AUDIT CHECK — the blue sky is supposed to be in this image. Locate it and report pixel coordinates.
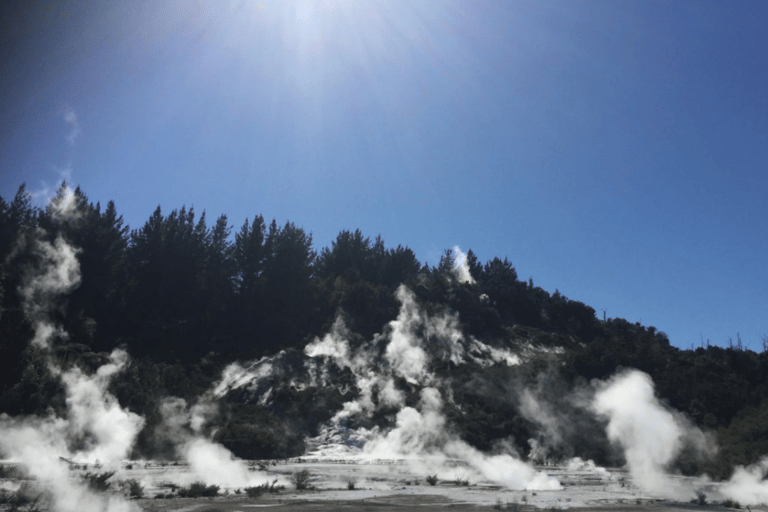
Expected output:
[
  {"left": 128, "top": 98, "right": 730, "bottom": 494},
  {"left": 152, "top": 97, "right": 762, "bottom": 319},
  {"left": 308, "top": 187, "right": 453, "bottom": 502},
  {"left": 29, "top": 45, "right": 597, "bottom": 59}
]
[{"left": 2, "top": 1, "right": 767, "bottom": 350}]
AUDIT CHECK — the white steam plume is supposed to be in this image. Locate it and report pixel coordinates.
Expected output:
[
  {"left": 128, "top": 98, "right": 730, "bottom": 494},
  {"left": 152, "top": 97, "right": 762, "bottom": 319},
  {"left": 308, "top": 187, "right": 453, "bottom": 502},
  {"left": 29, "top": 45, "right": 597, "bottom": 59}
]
[
  {"left": 593, "top": 369, "right": 712, "bottom": 498},
  {"left": 385, "top": 286, "right": 430, "bottom": 384},
  {"left": 19, "top": 234, "right": 81, "bottom": 348},
  {"left": 520, "top": 389, "right": 563, "bottom": 450},
  {"left": 64, "top": 105, "right": 80, "bottom": 145},
  {"left": 47, "top": 182, "right": 78, "bottom": 223},
  {"left": 305, "top": 314, "right": 353, "bottom": 363},
  {"left": 1, "top": 205, "right": 143, "bottom": 511},
  {"left": 721, "top": 457, "right": 768, "bottom": 505},
  {"left": 158, "top": 396, "right": 274, "bottom": 488},
  {"left": 364, "top": 387, "right": 561, "bottom": 490},
  {"left": 0, "top": 350, "right": 143, "bottom": 512},
  {"left": 452, "top": 246, "right": 475, "bottom": 284},
  {"left": 211, "top": 359, "right": 275, "bottom": 399},
  {"left": 183, "top": 438, "right": 268, "bottom": 488},
  {"left": 304, "top": 286, "right": 522, "bottom": 426},
  {"left": 301, "top": 285, "right": 559, "bottom": 489},
  {"left": 0, "top": 422, "right": 137, "bottom": 512},
  {"left": 61, "top": 349, "right": 144, "bottom": 463}
]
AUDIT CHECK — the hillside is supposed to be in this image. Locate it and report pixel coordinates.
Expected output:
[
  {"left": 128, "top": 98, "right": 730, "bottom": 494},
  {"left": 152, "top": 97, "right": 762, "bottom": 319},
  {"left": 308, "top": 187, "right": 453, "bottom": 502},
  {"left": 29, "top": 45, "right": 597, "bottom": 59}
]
[{"left": 1, "top": 183, "right": 768, "bottom": 483}]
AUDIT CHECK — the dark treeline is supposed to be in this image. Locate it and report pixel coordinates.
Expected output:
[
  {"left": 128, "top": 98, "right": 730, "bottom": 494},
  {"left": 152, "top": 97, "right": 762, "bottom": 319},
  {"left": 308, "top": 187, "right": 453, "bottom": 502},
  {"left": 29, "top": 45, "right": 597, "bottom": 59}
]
[{"left": 1, "top": 183, "right": 767, "bottom": 477}]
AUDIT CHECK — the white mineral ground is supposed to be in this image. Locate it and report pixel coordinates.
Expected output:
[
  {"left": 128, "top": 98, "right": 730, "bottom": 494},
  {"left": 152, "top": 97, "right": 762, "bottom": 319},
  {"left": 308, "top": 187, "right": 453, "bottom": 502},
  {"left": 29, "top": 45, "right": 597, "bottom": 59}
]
[{"left": 0, "top": 457, "right": 753, "bottom": 512}]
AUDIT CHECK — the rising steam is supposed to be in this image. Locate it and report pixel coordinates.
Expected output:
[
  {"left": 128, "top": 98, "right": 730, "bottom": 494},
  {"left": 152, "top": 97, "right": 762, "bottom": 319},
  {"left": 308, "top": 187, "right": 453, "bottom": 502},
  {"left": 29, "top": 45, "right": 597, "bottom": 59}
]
[
  {"left": 301, "top": 284, "right": 560, "bottom": 489},
  {"left": 0, "top": 194, "right": 142, "bottom": 511},
  {"left": 2, "top": 190, "right": 265, "bottom": 501},
  {"left": 452, "top": 246, "right": 475, "bottom": 285},
  {"left": 363, "top": 387, "right": 562, "bottom": 490},
  {"left": 592, "top": 369, "right": 713, "bottom": 498},
  {"left": 157, "top": 395, "right": 275, "bottom": 488},
  {"left": 18, "top": 234, "right": 81, "bottom": 348},
  {"left": 0, "top": 349, "right": 143, "bottom": 512},
  {"left": 721, "top": 457, "right": 768, "bottom": 505}
]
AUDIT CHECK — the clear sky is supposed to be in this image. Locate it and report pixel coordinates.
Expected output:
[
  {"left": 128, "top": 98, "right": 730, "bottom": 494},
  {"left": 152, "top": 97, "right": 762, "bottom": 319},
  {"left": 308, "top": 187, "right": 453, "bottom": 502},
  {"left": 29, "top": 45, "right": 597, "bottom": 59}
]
[{"left": 2, "top": 1, "right": 767, "bottom": 350}]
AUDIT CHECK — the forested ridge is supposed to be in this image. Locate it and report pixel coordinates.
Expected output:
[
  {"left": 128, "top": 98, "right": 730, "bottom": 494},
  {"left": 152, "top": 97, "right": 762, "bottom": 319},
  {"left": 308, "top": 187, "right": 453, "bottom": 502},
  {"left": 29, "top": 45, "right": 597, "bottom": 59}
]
[{"left": 1, "top": 182, "right": 767, "bottom": 479}]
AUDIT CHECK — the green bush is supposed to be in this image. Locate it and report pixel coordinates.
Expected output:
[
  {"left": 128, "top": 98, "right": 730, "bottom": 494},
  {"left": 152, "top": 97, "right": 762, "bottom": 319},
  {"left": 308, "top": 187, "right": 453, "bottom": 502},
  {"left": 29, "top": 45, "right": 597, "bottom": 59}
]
[{"left": 425, "top": 475, "right": 438, "bottom": 486}]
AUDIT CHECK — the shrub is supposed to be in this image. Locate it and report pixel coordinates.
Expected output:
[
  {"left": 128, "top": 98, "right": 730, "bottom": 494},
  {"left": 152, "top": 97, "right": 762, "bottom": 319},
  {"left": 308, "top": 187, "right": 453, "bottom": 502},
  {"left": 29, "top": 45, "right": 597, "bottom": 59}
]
[
  {"left": 453, "top": 478, "right": 469, "bottom": 486},
  {"left": 347, "top": 480, "right": 356, "bottom": 490},
  {"left": 245, "top": 479, "right": 283, "bottom": 497},
  {"left": 83, "top": 471, "right": 115, "bottom": 492},
  {"left": 291, "top": 469, "right": 311, "bottom": 490},
  {"left": 244, "top": 486, "right": 264, "bottom": 498},
  {"left": 0, "top": 483, "right": 41, "bottom": 509},
  {"left": 0, "top": 466, "right": 28, "bottom": 480},
  {"left": 694, "top": 491, "right": 707, "bottom": 506},
  {"left": 124, "top": 479, "right": 144, "bottom": 499},
  {"left": 177, "top": 481, "right": 220, "bottom": 498},
  {"left": 722, "top": 499, "right": 741, "bottom": 509},
  {"left": 425, "top": 475, "right": 438, "bottom": 486}
]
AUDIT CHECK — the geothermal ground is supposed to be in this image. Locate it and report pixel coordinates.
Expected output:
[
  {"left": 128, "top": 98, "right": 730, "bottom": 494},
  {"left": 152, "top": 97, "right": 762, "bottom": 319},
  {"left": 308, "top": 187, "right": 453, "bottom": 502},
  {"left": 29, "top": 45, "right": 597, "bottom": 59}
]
[{"left": 0, "top": 458, "right": 750, "bottom": 512}]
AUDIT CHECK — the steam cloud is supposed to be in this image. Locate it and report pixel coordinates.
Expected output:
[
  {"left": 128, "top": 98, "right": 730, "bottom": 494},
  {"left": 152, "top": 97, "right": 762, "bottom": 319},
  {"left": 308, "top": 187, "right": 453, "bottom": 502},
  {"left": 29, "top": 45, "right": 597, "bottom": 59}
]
[
  {"left": 302, "top": 284, "right": 560, "bottom": 489},
  {"left": 0, "top": 349, "right": 142, "bottom": 512},
  {"left": 452, "top": 246, "right": 475, "bottom": 285},
  {"left": 592, "top": 369, "right": 713, "bottom": 498},
  {"left": 158, "top": 396, "right": 275, "bottom": 488},
  {"left": 721, "top": 457, "right": 768, "bottom": 505},
  {"left": 64, "top": 106, "right": 80, "bottom": 145},
  {"left": 363, "top": 387, "right": 561, "bottom": 490},
  {"left": 0, "top": 197, "right": 142, "bottom": 510},
  {"left": 19, "top": 234, "right": 81, "bottom": 348}
]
